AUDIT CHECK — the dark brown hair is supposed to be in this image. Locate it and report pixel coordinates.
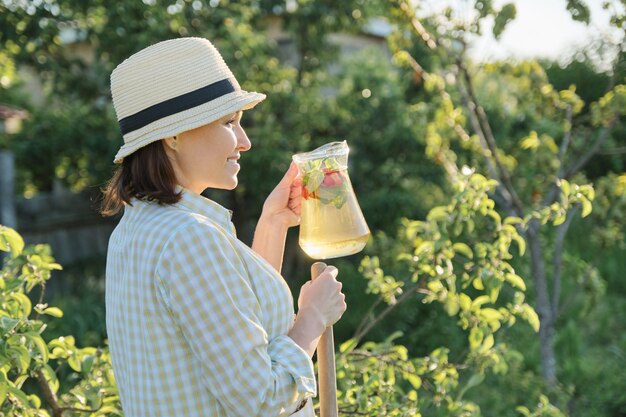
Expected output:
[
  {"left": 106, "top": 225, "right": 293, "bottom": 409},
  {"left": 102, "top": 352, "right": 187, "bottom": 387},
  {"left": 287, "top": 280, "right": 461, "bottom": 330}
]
[{"left": 101, "top": 140, "right": 182, "bottom": 217}]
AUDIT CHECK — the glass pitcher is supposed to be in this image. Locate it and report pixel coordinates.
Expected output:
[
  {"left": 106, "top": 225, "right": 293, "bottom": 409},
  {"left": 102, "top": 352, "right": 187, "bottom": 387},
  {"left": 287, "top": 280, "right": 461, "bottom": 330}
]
[{"left": 293, "top": 141, "right": 370, "bottom": 259}]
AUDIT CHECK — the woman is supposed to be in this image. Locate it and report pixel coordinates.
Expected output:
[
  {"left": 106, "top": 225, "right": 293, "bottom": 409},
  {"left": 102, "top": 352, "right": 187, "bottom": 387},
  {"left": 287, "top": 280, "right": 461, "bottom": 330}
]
[{"left": 101, "top": 37, "right": 346, "bottom": 417}]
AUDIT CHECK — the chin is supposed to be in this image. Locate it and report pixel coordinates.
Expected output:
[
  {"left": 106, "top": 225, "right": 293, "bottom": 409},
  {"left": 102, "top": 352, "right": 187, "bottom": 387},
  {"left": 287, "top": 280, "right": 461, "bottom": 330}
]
[
  {"left": 224, "top": 178, "right": 238, "bottom": 190},
  {"left": 210, "top": 175, "right": 238, "bottom": 190}
]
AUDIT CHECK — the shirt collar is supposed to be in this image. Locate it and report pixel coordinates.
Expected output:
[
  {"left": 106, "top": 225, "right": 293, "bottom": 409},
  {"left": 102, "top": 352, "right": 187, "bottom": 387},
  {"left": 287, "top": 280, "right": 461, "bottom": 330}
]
[{"left": 175, "top": 187, "right": 235, "bottom": 234}]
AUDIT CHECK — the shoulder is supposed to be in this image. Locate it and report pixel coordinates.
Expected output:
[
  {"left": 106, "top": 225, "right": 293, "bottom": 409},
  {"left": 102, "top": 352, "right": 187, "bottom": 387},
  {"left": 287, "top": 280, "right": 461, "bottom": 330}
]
[
  {"left": 154, "top": 205, "right": 241, "bottom": 263},
  {"left": 131, "top": 199, "right": 224, "bottom": 236}
]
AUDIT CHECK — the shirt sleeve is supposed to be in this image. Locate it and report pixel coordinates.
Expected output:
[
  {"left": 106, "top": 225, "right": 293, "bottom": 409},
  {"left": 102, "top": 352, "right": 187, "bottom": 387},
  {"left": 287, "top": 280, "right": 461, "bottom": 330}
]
[{"left": 156, "top": 221, "right": 316, "bottom": 417}]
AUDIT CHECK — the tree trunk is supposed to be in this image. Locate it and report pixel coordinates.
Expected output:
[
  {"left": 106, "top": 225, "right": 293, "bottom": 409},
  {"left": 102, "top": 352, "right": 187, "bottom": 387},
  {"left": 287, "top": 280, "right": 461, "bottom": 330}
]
[
  {"left": 0, "top": 150, "right": 17, "bottom": 228},
  {"left": 526, "top": 220, "right": 558, "bottom": 388}
]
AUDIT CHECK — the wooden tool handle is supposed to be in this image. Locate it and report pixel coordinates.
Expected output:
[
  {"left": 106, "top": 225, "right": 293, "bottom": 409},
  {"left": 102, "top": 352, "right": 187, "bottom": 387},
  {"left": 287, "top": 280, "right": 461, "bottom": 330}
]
[{"left": 311, "top": 262, "right": 338, "bottom": 417}]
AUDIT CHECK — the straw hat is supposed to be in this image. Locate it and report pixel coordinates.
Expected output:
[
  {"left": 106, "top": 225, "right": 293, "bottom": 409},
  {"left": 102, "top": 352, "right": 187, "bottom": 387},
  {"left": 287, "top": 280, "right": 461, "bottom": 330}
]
[{"left": 110, "top": 37, "right": 266, "bottom": 164}]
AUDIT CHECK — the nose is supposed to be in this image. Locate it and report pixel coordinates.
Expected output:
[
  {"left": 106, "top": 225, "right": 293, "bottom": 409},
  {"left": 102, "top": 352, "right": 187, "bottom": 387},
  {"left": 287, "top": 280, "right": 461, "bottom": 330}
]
[{"left": 235, "top": 125, "right": 251, "bottom": 152}]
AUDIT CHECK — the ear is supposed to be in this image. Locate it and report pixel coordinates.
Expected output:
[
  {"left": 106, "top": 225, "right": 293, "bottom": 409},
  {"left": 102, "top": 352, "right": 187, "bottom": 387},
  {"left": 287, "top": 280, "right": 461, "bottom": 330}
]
[{"left": 164, "top": 135, "right": 178, "bottom": 151}]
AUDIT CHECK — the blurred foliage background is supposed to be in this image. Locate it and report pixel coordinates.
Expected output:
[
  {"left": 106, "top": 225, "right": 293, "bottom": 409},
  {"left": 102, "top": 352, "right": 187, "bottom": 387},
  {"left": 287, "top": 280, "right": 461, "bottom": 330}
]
[{"left": 1, "top": 0, "right": 625, "bottom": 416}]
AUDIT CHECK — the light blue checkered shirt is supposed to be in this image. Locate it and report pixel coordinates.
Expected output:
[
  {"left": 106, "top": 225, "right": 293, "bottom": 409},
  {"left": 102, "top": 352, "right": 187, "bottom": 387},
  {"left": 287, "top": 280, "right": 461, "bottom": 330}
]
[{"left": 106, "top": 190, "right": 316, "bottom": 416}]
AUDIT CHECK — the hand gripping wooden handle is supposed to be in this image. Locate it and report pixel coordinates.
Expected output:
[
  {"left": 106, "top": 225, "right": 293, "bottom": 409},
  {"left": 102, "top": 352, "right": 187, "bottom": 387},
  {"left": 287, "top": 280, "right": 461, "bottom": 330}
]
[{"left": 311, "top": 262, "right": 338, "bottom": 417}]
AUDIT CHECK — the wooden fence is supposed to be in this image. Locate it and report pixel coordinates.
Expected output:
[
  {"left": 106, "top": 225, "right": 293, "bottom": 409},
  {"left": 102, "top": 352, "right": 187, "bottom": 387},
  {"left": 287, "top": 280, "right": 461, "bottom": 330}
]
[{"left": 1, "top": 150, "right": 116, "bottom": 265}]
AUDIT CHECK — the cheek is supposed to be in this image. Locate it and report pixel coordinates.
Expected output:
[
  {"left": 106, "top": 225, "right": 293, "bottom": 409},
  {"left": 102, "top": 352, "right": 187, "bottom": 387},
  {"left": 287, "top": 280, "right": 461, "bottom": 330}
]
[{"left": 179, "top": 146, "right": 213, "bottom": 176}]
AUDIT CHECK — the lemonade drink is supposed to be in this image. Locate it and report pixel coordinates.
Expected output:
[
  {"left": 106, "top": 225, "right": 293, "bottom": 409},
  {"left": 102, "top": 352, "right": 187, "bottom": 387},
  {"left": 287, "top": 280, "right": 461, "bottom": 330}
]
[{"left": 294, "top": 142, "right": 370, "bottom": 259}]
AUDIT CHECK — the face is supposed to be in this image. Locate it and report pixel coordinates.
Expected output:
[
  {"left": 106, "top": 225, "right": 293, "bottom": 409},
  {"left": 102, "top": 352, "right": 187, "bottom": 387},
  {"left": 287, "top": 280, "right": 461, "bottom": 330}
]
[{"left": 165, "top": 111, "right": 251, "bottom": 193}]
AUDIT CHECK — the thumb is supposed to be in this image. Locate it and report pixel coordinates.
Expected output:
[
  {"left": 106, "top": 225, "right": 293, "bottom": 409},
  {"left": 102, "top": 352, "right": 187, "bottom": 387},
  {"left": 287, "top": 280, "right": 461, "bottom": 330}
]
[{"left": 278, "top": 162, "right": 299, "bottom": 187}]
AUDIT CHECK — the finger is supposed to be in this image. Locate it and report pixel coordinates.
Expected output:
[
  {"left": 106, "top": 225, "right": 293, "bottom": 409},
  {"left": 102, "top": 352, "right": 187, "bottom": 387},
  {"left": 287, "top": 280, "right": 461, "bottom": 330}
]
[
  {"left": 324, "top": 265, "right": 339, "bottom": 279},
  {"left": 291, "top": 177, "right": 303, "bottom": 190},
  {"left": 289, "top": 204, "right": 301, "bottom": 216},
  {"left": 290, "top": 183, "right": 302, "bottom": 198},
  {"left": 288, "top": 200, "right": 300, "bottom": 210},
  {"left": 278, "top": 162, "right": 299, "bottom": 187}
]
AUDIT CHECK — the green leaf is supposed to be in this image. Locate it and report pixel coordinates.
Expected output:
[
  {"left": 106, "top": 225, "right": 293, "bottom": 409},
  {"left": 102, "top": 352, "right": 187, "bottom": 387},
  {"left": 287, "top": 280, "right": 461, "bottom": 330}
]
[
  {"left": 504, "top": 216, "right": 523, "bottom": 225},
  {"left": 459, "top": 293, "right": 472, "bottom": 312},
  {"left": 452, "top": 242, "right": 473, "bottom": 259},
  {"left": 456, "top": 372, "right": 485, "bottom": 400},
  {"left": 427, "top": 206, "right": 449, "bottom": 222},
  {"left": 406, "top": 374, "right": 422, "bottom": 389},
  {"left": 68, "top": 353, "right": 82, "bottom": 372},
  {"left": 581, "top": 198, "right": 592, "bottom": 218},
  {"left": 469, "top": 327, "right": 484, "bottom": 349},
  {"left": 323, "top": 157, "right": 342, "bottom": 170},
  {"left": 513, "top": 235, "right": 526, "bottom": 256},
  {"left": 42, "top": 307, "right": 64, "bottom": 318},
  {"left": 519, "top": 131, "right": 539, "bottom": 150},
  {"left": 384, "top": 331, "right": 404, "bottom": 344},
  {"left": 493, "top": 3, "right": 516, "bottom": 39},
  {"left": 24, "top": 332, "right": 49, "bottom": 364},
  {"left": 566, "top": 0, "right": 590, "bottom": 23},
  {"left": 0, "top": 226, "right": 25, "bottom": 257},
  {"left": 445, "top": 295, "right": 460, "bottom": 316},
  {"left": 553, "top": 213, "right": 566, "bottom": 226},
  {"left": 28, "top": 393, "right": 41, "bottom": 408},
  {"left": 0, "top": 316, "right": 20, "bottom": 337},
  {"left": 481, "top": 308, "right": 503, "bottom": 322},
  {"left": 522, "top": 304, "right": 540, "bottom": 332},
  {"left": 0, "top": 372, "right": 7, "bottom": 406},
  {"left": 472, "top": 295, "right": 490, "bottom": 309},
  {"left": 41, "top": 364, "right": 59, "bottom": 394},
  {"left": 466, "top": 218, "right": 475, "bottom": 233},
  {"left": 505, "top": 273, "right": 526, "bottom": 291},
  {"left": 82, "top": 354, "right": 96, "bottom": 375},
  {"left": 13, "top": 374, "right": 28, "bottom": 389},
  {"left": 8, "top": 345, "right": 31, "bottom": 373},
  {"left": 490, "top": 285, "right": 501, "bottom": 303},
  {"left": 339, "top": 338, "right": 358, "bottom": 353},
  {"left": 559, "top": 178, "right": 571, "bottom": 196},
  {"left": 7, "top": 386, "right": 30, "bottom": 406},
  {"left": 304, "top": 170, "right": 324, "bottom": 193},
  {"left": 10, "top": 293, "right": 32, "bottom": 317},
  {"left": 480, "top": 333, "right": 495, "bottom": 352},
  {"left": 487, "top": 210, "right": 501, "bottom": 225},
  {"left": 95, "top": 405, "right": 121, "bottom": 416}
]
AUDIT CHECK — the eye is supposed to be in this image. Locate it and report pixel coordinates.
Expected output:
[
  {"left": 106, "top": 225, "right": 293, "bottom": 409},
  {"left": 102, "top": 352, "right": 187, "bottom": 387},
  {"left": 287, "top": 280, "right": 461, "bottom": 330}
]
[{"left": 225, "top": 118, "right": 236, "bottom": 127}]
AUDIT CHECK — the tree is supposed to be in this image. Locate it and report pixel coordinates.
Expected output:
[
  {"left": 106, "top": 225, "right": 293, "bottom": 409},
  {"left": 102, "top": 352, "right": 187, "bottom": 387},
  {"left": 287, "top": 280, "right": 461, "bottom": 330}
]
[
  {"left": 377, "top": 0, "right": 626, "bottom": 390},
  {"left": 0, "top": 225, "right": 121, "bottom": 417}
]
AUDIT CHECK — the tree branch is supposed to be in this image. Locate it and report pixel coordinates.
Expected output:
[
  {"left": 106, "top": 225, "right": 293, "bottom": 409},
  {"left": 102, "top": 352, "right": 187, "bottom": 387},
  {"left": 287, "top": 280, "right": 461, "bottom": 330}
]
[
  {"left": 559, "top": 33, "right": 623, "bottom": 182},
  {"left": 399, "top": 0, "right": 439, "bottom": 50},
  {"left": 352, "top": 285, "right": 422, "bottom": 344},
  {"left": 33, "top": 283, "right": 46, "bottom": 321},
  {"left": 456, "top": 60, "right": 525, "bottom": 217},
  {"left": 455, "top": 72, "right": 522, "bottom": 215},
  {"left": 557, "top": 106, "right": 574, "bottom": 178},
  {"left": 564, "top": 118, "right": 618, "bottom": 178},
  {"left": 400, "top": 45, "right": 519, "bottom": 215},
  {"left": 551, "top": 204, "right": 579, "bottom": 318},
  {"left": 558, "top": 265, "right": 593, "bottom": 317},
  {"left": 338, "top": 407, "right": 370, "bottom": 416},
  {"left": 353, "top": 296, "right": 384, "bottom": 341},
  {"left": 398, "top": 0, "right": 525, "bottom": 217},
  {"left": 36, "top": 369, "right": 101, "bottom": 417},
  {"left": 36, "top": 369, "right": 63, "bottom": 417}
]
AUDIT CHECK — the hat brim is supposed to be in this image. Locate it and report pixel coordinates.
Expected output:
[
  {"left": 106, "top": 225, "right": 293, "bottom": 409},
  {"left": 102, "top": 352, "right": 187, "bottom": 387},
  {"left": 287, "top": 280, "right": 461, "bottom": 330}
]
[{"left": 113, "top": 90, "right": 266, "bottom": 164}]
